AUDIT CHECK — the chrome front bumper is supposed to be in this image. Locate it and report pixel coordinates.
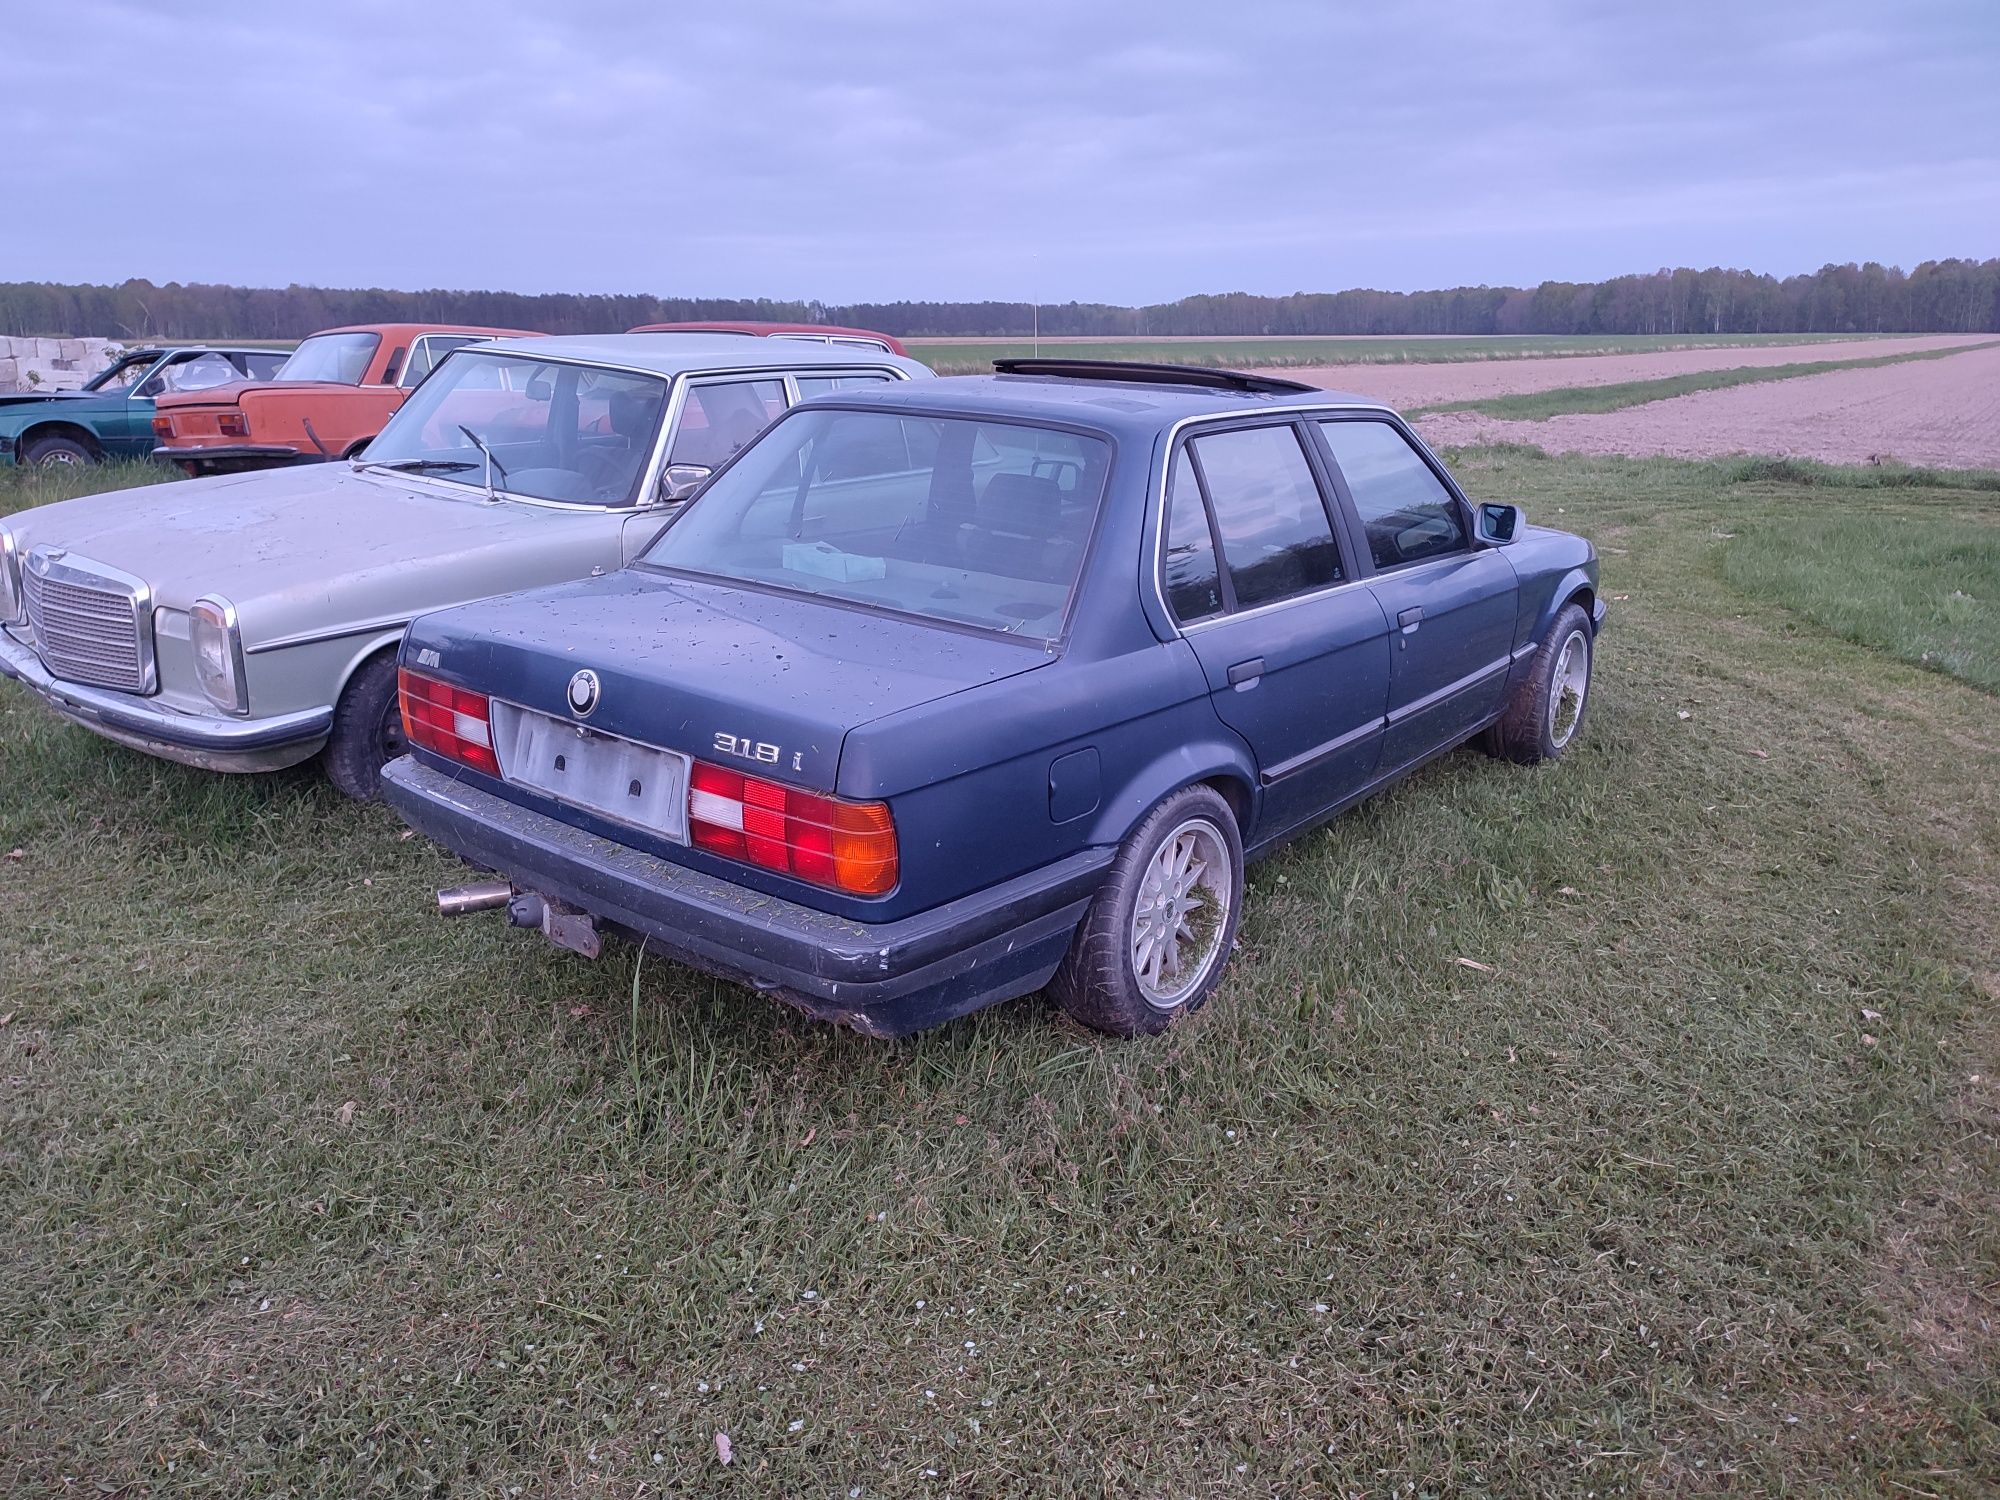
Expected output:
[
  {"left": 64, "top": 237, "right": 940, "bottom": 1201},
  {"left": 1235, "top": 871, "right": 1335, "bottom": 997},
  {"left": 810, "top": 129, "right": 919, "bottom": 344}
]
[{"left": 0, "top": 626, "right": 332, "bottom": 772}]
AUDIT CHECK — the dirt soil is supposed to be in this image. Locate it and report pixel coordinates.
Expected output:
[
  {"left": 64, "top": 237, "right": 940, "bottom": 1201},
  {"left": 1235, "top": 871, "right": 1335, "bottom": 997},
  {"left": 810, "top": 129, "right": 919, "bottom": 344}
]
[
  {"left": 1410, "top": 342, "right": 2000, "bottom": 469},
  {"left": 1283, "top": 334, "right": 1985, "bottom": 411}
]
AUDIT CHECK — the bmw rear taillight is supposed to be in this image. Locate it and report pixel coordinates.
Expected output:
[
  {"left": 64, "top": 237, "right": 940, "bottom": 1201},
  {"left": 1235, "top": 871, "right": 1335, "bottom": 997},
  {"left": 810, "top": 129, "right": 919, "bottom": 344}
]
[
  {"left": 399, "top": 667, "right": 497, "bottom": 776},
  {"left": 688, "top": 761, "right": 897, "bottom": 897},
  {"left": 218, "top": 411, "right": 250, "bottom": 438}
]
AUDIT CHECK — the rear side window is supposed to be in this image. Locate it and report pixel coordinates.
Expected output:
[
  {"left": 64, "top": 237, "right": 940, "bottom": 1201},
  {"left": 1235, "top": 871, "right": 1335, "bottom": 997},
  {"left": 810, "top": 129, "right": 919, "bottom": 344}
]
[
  {"left": 796, "top": 373, "right": 892, "bottom": 400},
  {"left": 669, "top": 379, "right": 788, "bottom": 469},
  {"left": 403, "top": 336, "right": 480, "bottom": 387},
  {"left": 1317, "top": 419, "right": 1467, "bottom": 568},
  {"left": 1162, "top": 448, "right": 1222, "bottom": 622},
  {"left": 1186, "top": 425, "right": 1342, "bottom": 609},
  {"left": 275, "top": 331, "right": 380, "bottom": 385}
]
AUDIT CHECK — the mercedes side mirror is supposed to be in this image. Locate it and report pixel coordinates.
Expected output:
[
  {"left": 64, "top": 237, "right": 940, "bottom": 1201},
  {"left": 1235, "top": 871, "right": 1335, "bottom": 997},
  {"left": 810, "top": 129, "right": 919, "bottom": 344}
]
[
  {"left": 657, "top": 464, "right": 712, "bottom": 503},
  {"left": 1476, "top": 502, "right": 1523, "bottom": 545}
]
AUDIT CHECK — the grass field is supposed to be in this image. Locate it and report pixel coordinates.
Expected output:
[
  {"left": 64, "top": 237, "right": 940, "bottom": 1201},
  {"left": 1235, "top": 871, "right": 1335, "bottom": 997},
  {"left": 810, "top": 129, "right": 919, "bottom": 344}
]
[
  {"left": 2, "top": 452, "right": 1997, "bottom": 1495},
  {"left": 1412, "top": 339, "right": 2000, "bottom": 420},
  {"left": 905, "top": 332, "right": 1886, "bottom": 376},
  {"left": 1722, "top": 502, "right": 1999, "bottom": 691}
]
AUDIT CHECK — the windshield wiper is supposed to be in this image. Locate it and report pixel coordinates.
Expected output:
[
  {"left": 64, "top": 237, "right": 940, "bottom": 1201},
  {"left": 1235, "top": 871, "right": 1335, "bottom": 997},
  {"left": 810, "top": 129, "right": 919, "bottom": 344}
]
[
  {"left": 357, "top": 457, "right": 480, "bottom": 474},
  {"left": 456, "top": 424, "right": 508, "bottom": 501}
]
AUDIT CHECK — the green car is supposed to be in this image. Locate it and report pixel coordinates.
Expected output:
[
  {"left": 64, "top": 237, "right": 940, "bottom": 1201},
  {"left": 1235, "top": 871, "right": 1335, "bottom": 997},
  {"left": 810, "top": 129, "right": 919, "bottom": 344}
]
[{"left": 0, "top": 345, "right": 289, "bottom": 468}]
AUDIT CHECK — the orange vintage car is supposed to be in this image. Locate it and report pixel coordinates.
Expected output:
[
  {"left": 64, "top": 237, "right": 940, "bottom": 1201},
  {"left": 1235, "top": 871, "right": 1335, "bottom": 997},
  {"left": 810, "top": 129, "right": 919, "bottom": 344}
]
[{"left": 151, "top": 323, "right": 540, "bottom": 474}]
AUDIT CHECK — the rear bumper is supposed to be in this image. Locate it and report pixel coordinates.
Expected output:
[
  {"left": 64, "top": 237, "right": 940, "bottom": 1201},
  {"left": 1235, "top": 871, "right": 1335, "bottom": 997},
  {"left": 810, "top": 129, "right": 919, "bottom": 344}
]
[
  {"left": 151, "top": 442, "right": 314, "bottom": 469},
  {"left": 382, "top": 756, "right": 1115, "bottom": 1037},
  {"left": 0, "top": 627, "right": 331, "bottom": 771}
]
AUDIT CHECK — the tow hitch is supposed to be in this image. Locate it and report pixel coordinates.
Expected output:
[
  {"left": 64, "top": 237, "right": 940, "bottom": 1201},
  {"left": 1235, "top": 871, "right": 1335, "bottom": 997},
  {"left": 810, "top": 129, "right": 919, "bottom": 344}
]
[{"left": 435, "top": 881, "right": 601, "bottom": 958}]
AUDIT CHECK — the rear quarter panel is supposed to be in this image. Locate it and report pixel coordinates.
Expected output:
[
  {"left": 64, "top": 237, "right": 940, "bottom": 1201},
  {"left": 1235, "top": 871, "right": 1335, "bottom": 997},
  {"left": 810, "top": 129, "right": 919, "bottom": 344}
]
[{"left": 840, "top": 640, "right": 1258, "bottom": 916}]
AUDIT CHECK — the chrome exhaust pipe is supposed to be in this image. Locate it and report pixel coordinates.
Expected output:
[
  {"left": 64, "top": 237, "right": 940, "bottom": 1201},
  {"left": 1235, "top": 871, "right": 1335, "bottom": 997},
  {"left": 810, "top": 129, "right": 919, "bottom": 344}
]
[{"left": 436, "top": 880, "right": 513, "bottom": 916}]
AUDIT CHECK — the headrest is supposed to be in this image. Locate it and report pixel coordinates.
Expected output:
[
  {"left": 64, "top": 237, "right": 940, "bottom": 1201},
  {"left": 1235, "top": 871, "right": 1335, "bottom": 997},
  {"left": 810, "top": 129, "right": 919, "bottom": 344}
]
[{"left": 979, "top": 472, "right": 1065, "bottom": 536}]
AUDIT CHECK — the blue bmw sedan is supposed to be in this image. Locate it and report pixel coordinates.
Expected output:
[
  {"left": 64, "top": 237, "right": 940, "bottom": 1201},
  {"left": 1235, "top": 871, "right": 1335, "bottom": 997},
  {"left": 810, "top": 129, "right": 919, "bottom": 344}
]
[{"left": 383, "top": 361, "right": 1604, "bottom": 1037}]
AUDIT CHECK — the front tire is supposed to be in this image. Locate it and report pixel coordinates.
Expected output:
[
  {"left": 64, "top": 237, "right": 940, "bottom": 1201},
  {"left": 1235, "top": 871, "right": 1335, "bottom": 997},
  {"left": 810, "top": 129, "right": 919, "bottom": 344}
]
[
  {"left": 22, "top": 433, "right": 94, "bottom": 468},
  {"left": 322, "top": 654, "right": 407, "bottom": 801},
  {"left": 1488, "top": 602, "right": 1594, "bottom": 764},
  {"left": 1048, "top": 784, "right": 1244, "bottom": 1037}
]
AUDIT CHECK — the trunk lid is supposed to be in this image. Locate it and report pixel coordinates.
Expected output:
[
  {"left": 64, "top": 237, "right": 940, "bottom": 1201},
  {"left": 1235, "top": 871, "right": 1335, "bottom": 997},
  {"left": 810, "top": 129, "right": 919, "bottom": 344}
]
[{"left": 408, "top": 570, "right": 1055, "bottom": 791}]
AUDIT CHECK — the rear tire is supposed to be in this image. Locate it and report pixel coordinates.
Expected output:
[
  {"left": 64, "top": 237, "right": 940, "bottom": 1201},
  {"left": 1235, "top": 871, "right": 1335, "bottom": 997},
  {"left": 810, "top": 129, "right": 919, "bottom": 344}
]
[
  {"left": 22, "top": 433, "right": 94, "bottom": 468},
  {"left": 322, "top": 653, "right": 407, "bottom": 801},
  {"left": 1488, "top": 602, "right": 1594, "bottom": 764},
  {"left": 1048, "top": 784, "right": 1244, "bottom": 1037}
]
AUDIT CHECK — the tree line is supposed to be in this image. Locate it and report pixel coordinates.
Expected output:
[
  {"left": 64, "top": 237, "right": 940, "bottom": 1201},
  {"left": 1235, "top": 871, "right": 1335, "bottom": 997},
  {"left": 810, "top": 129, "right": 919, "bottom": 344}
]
[{"left": 1, "top": 259, "right": 1994, "bottom": 341}]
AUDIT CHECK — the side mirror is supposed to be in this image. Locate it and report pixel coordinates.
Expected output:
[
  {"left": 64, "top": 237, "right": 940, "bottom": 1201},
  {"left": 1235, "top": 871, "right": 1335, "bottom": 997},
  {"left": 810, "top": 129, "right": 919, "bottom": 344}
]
[
  {"left": 525, "top": 376, "right": 553, "bottom": 402},
  {"left": 1476, "top": 502, "right": 1523, "bottom": 545},
  {"left": 657, "top": 464, "right": 712, "bottom": 503}
]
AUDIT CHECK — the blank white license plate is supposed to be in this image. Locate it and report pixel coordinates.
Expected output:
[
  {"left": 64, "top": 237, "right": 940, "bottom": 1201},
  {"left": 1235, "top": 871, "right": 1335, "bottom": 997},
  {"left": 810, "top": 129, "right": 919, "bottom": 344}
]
[{"left": 490, "top": 702, "right": 690, "bottom": 842}]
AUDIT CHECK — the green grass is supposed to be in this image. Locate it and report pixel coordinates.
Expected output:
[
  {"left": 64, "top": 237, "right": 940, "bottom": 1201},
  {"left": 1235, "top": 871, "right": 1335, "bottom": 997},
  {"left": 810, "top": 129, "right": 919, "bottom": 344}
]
[
  {"left": 3, "top": 454, "right": 1998, "bottom": 1494},
  {"left": 0, "top": 456, "right": 176, "bottom": 519},
  {"left": 1722, "top": 512, "right": 1999, "bottom": 692},
  {"left": 1413, "top": 339, "right": 2000, "bottom": 419},
  {"left": 908, "top": 332, "right": 1887, "bottom": 376}
]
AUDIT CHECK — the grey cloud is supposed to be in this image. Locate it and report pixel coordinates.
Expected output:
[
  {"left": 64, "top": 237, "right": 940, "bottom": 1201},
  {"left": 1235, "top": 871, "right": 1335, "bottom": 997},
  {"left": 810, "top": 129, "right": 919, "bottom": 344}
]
[{"left": 2, "top": 0, "right": 1993, "bottom": 302}]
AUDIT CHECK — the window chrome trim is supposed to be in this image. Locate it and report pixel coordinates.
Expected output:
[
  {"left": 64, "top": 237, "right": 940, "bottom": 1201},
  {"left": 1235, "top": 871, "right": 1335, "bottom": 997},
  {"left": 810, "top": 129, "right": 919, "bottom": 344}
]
[{"left": 1149, "top": 402, "right": 1401, "bottom": 636}]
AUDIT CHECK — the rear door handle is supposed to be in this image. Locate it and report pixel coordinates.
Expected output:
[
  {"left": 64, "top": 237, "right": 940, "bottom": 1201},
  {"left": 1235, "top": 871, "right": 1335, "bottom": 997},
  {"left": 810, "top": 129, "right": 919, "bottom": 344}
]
[
  {"left": 1226, "top": 657, "right": 1264, "bottom": 687},
  {"left": 1397, "top": 606, "right": 1423, "bottom": 635}
]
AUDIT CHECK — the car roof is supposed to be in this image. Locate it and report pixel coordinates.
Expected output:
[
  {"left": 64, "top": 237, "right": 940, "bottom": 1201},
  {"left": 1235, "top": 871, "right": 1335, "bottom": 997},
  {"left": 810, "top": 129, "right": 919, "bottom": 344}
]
[
  {"left": 815, "top": 370, "right": 1387, "bottom": 437},
  {"left": 311, "top": 323, "right": 542, "bottom": 339},
  {"left": 471, "top": 333, "right": 932, "bottom": 379},
  {"left": 119, "top": 345, "right": 283, "bottom": 358},
  {"left": 628, "top": 320, "right": 900, "bottom": 343}
]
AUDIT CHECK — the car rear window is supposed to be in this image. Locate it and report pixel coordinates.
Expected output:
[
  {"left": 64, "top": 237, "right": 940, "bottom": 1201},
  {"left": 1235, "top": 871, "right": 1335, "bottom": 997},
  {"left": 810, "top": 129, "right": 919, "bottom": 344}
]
[
  {"left": 275, "top": 331, "right": 381, "bottom": 385},
  {"left": 644, "top": 408, "right": 1110, "bottom": 639}
]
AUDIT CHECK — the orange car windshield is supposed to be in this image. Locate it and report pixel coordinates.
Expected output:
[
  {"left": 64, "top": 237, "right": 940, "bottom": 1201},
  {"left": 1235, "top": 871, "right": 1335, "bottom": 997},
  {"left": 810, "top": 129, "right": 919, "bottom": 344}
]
[{"left": 276, "top": 332, "right": 379, "bottom": 385}]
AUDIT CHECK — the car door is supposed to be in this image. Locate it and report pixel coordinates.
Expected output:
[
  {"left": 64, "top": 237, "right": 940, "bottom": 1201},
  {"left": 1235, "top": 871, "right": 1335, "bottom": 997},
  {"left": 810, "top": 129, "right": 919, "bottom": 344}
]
[
  {"left": 1166, "top": 422, "right": 1392, "bottom": 838},
  {"left": 1313, "top": 417, "right": 1519, "bottom": 771}
]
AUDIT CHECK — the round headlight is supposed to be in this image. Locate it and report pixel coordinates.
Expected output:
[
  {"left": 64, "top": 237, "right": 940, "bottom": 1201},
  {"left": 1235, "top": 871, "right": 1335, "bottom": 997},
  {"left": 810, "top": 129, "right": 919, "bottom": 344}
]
[{"left": 189, "top": 594, "right": 247, "bottom": 714}]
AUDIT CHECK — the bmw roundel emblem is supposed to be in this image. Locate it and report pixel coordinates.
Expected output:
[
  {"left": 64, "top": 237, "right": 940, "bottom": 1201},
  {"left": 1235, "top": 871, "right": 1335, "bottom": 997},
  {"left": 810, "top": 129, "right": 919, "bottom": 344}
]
[{"left": 566, "top": 669, "right": 600, "bottom": 719}]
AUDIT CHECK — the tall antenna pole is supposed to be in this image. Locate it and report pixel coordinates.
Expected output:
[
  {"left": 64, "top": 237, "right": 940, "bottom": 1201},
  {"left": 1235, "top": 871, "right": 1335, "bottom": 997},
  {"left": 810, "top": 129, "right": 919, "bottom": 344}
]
[{"left": 1032, "top": 251, "right": 1041, "bottom": 356}]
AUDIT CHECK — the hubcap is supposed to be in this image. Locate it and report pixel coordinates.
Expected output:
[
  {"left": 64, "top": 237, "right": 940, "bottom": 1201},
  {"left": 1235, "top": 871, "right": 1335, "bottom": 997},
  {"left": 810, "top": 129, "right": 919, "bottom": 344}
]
[
  {"left": 1548, "top": 629, "right": 1590, "bottom": 747},
  {"left": 37, "top": 449, "right": 82, "bottom": 468},
  {"left": 1129, "top": 817, "right": 1232, "bottom": 1010}
]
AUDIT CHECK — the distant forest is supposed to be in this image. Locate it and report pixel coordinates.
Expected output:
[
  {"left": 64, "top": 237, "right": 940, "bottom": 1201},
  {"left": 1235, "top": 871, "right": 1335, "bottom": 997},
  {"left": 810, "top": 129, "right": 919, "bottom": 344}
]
[{"left": 2, "top": 259, "right": 1996, "bottom": 340}]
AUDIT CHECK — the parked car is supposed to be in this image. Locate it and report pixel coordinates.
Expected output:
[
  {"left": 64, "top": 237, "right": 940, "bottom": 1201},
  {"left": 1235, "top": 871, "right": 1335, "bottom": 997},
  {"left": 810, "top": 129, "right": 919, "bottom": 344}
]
[
  {"left": 629, "top": 320, "right": 908, "bottom": 356},
  {"left": 0, "top": 335, "right": 931, "bottom": 797},
  {"left": 149, "top": 323, "right": 540, "bottom": 474},
  {"left": 0, "top": 345, "right": 289, "bottom": 468},
  {"left": 381, "top": 360, "right": 1605, "bottom": 1039}
]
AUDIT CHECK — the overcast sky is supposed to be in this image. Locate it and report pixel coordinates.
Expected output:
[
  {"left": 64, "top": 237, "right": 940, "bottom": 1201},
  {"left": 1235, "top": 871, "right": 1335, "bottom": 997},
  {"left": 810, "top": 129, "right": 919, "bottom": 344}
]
[{"left": 6, "top": 0, "right": 1994, "bottom": 304}]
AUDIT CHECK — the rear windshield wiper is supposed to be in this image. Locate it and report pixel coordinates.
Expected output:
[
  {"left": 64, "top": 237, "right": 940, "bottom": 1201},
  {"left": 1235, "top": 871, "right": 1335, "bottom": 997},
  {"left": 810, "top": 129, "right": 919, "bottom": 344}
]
[{"left": 355, "top": 457, "right": 480, "bottom": 474}]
